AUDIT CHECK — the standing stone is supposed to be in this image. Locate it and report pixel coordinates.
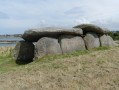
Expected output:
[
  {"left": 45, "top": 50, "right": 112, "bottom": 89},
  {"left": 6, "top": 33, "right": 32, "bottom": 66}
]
[
  {"left": 13, "top": 41, "right": 34, "bottom": 64},
  {"left": 35, "top": 37, "right": 62, "bottom": 58},
  {"left": 100, "top": 34, "right": 115, "bottom": 47},
  {"left": 84, "top": 32, "right": 100, "bottom": 49},
  {"left": 59, "top": 35, "right": 86, "bottom": 53}
]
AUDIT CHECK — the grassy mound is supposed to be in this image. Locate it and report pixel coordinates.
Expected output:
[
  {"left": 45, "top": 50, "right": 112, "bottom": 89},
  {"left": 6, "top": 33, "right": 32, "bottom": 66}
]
[{"left": 0, "top": 46, "right": 119, "bottom": 90}]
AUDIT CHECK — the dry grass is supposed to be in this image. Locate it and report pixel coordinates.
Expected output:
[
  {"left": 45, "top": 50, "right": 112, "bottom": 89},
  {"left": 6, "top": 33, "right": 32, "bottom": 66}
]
[
  {"left": 0, "top": 46, "right": 119, "bottom": 90},
  {"left": 0, "top": 46, "right": 16, "bottom": 73},
  {"left": 0, "top": 46, "right": 13, "bottom": 56}
]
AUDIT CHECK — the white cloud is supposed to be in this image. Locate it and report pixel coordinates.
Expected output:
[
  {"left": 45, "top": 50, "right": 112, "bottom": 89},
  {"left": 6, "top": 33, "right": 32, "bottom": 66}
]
[
  {"left": 68, "top": 0, "right": 119, "bottom": 29},
  {"left": 0, "top": 0, "right": 119, "bottom": 34}
]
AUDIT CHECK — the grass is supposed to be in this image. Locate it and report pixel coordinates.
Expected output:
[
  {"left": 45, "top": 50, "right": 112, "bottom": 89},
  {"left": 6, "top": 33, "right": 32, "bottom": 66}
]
[
  {"left": 0, "top": 46, "right": 112, "bottom": 73},
  {"left": 0, "top": 46, "right": 119, "bottom": 90},
  {"left": 33, "top": 46, "right": 109, "bottom": 64},
  {"left": 0, "top": 46, "right": 18, "bottom": 73}
]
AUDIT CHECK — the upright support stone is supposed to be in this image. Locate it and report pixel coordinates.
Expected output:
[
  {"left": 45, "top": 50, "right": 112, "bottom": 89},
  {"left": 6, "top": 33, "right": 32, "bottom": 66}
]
[
  {"left": 84, "top": 32, "right": 100, "bottom": 49},
  {"left": 13, "top": 41, "right": 34, "bottom": 64},
  {"left": 35, "top": 37, "right": 62, "bottom": 59},
  {"left": 59, "top": 35, "right": 86, "bottom": 53},
  {"left": 100, "top": 35, "right": 115, "bottom": 47}
]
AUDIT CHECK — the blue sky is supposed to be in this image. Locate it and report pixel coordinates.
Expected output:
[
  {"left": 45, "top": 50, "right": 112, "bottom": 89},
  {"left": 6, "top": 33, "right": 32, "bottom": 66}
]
[{"left": 0, "top": 0, "right": 119, "bottom": 34}]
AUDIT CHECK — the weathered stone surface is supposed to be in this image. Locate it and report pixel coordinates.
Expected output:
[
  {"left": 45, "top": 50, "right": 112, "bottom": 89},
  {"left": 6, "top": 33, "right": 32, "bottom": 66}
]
[
  {"left": 22, "top": 27, "right": 83, "bottom": 42},
  {"left": 59, "top": 35, "right": 86, "bottom": 53},
  {"left": 100, "top": 35, "right": 115, "bottom": 47},
  {"left": 102, "top": 28, "right": 110, "bottom": 33},
  {"left": 13, "top": 41, "right": 34, "bottom": 64},
  {"left": 73, "top": 24, "right": 108, "bottom": 34},
  {"left": 35, "top": 37, "right": 62, "bottom": 58},
  {"left": 84, "top": 32, "right": 100, "bottom": 49}
]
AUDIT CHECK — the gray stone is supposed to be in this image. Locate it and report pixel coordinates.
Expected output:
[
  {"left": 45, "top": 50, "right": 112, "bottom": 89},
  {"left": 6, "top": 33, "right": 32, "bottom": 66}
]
[
  {"left": 73, "top": 24, "right": 108, "bottom": 34},
  {"left": 84, "top": 32, "right": 100, "bottom": 49},
  {"left": 59, "top": 35, "right": 86, "bottom": 53},
  {"left": 102, "top": 28, "right": 110, "bottom": 33},
  {"left": 22, "top": 27, "right": 83, "bottom": 42},
  {"left": 13, "top": 41, "right": 34, "bottom": 64},
  {"left": 35, "top": 37, "right": 62, "bottom": 58},
  {"left": 100, "top": 35, "right": 115, "bottom": 47}
]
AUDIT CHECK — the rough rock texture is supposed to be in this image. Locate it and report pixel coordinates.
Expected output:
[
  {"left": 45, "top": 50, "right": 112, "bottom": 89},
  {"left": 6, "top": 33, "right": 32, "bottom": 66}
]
[
  {"left": 59, "top": 35, "right": 86, "bottom": 53},
  {"left": 13, "top": 41, "right": 34, "bottom": 64},
  {"left": 100, "top": 35, "right": 115, "bottom": 47},
  {"left": 35, "top": 37, "right": 62, "bottom": 58},
  {"left": 84, "top": 32, "right": 100, "bottom": 49},
  {"left": 73, "top": 24, "right": 108, "bottom": 35},
  {"left": 22, "top": 27, "right": 83, "bottom": 42}
]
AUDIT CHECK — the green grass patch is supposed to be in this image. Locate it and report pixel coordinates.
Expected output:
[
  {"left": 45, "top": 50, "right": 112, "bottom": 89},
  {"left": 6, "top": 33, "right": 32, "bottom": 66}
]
[
  {"left": 33, "top": 50, "right": 89, "bottom": 64},
  {"left": 90, "top": 46, "right": 110, "bottom": 51},
  {"left": 33, "top": 46, "right": 110, "bottom": 64},
  {"left": 0, "top": 46, "right": 110, "bottom": 73}
]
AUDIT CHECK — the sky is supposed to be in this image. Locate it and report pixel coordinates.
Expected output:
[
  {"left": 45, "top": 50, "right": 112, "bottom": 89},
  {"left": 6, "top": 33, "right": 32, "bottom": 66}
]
[{"left": 0, "top": 0, "right": 119, "bottom": 34}]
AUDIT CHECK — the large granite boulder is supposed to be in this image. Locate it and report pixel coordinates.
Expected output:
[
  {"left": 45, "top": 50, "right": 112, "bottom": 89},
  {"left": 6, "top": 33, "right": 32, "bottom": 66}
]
[
  {"left": 22, "top": 27, "right": 83, "bottom": 42},
  {"left": 100, "top": 35, "right": 115, "bottom": 47},
  {"left": 84, "top": 32, "right": 100, "bottom": 49},
  {"left": 13, "top": 41, "right": 34, "bottom": 64},
  {"left": 35, "top": 37, "right": 62, "bottom": 58},
  {"left": 73, "top": 24, "right": 108, "bottom": 35},
  {"left": 59, "top": 35, "right": 86, "bottom": 53}
]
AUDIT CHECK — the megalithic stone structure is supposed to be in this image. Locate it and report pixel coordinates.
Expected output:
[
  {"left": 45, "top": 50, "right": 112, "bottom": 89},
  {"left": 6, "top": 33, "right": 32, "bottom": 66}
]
[{"left": 13, "top": 24, "right": 116, "bottom": 64}]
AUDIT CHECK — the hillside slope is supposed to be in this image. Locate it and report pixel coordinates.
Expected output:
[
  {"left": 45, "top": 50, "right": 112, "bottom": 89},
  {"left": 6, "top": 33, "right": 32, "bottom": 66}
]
[{"left": 0, "top": 46, "right": 119, "bottom": 90}]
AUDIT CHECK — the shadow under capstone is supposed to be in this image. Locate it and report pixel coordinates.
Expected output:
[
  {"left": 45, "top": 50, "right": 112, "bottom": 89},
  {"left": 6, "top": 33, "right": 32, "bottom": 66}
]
[
  {"left": 13, "top": 41, "right": 35, "bottom": 65},
  {"left": 15, "top": 59, "right": 33, "bottom": 65}
]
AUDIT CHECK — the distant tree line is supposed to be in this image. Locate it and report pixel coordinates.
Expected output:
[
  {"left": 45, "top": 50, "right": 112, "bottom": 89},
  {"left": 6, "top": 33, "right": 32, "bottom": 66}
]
[{"left": 108, "top": 31, "right": 119, "bottom": 40}]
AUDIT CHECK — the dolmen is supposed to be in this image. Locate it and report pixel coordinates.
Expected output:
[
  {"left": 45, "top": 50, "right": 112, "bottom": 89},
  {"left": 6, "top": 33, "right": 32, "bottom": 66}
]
[{"left": 13, "top": 24, "right": 116, "bottom": 64}]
